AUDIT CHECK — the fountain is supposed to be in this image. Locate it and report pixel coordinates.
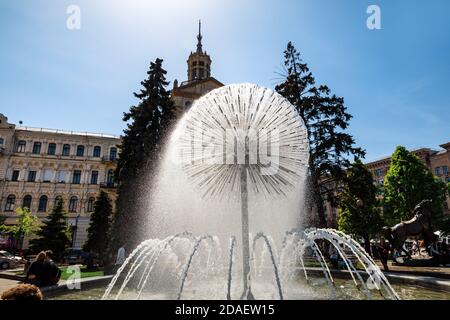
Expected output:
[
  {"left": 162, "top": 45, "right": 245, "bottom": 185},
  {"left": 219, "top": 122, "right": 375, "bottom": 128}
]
[{"left": 102, "top": 83, "right": 400, "bottom": 300}]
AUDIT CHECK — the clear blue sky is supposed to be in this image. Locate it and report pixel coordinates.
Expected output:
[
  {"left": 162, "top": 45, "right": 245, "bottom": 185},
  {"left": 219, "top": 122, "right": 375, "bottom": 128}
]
[{"left": 0, "top": 0, "right": 449, "bottom": 161}]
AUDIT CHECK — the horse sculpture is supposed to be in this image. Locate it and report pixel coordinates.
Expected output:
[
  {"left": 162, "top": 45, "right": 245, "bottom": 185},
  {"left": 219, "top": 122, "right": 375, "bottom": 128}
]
[{"left": 383, "top": 199, "right": 438, "bottom": 259}]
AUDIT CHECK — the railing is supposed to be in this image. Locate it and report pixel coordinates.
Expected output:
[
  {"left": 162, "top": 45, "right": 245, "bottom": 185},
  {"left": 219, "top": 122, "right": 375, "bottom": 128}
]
[
  {"left": 16, "top": 126, "right": 120, "bottom": 139},
  {"left": 102, "top": 156, "right": 118, "bottom": 162},
  {"left": 100, "top": 183, "right": 117, "bottom": 189}
]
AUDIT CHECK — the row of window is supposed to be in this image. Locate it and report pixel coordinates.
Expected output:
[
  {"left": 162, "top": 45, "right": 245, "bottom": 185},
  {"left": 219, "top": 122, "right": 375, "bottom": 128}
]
[
  {"left": 4, "top": 194, "right": 96, "bottom": 213},
  {"left": 9, "top": 168, "right": 115, "bottom": 185},
  {"left": 435, "top": 166, "right": 449, "bottom": 177},
  {"left": 16, "top": 140, "right": 117, "bottom": 159}
]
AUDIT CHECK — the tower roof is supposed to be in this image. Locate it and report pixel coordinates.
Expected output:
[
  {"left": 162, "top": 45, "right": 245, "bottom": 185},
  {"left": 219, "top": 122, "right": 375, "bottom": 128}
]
[{"left": 196, "top": 20, "right": 203, "bottom": 54}]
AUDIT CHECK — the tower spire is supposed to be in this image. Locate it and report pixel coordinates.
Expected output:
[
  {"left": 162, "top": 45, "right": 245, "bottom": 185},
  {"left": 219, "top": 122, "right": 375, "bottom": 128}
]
[{"left": 196, "top": 20, "right": 203, "bottom": 53}]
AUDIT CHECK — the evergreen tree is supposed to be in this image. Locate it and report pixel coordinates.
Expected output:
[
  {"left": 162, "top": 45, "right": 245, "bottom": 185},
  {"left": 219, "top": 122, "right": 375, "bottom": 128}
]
[
  {"left": 275, "top": 42, "right": 365, "bottom": 227},
  {"left": 111, "top": 58, "right": 177, "bottom": 250},
  {"left": 83, "top": 191, "right": 112, "bottom": 264},
  {"left": 383, "top": 146, "right": 448, "bottom": 232},
  {"left": 338, "top": 160, "right": 383, "bottom": 253},
  {"left": 29, "top": 198, "right": 70, "bottom": 261}
]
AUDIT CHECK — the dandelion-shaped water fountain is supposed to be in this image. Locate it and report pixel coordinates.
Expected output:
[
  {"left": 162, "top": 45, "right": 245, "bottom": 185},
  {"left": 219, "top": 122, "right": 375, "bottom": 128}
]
[{"left": 103, "top": 83, "right": 399, "bottom": 300}]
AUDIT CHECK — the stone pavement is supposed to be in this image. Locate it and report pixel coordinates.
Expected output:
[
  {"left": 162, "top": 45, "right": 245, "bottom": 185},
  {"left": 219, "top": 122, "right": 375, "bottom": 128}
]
[{"left": 0, "top": 277, "right": 22, "bottom": 295}]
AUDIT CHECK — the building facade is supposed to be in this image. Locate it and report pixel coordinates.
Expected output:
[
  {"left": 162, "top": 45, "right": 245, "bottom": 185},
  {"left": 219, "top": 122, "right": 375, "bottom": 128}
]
[
  {"left": 365, "top": 142, "right": 450, "bottom": 214},
  {"left": 172, "top": 21, "right": 224, "bottom": 116},
  {"left": 0, "top": 113, "right": 120, "bottom": 249},
  {"left": 325, "top": 142, "right": 450, "bottom": 227},
  {"left": 0, "top": 21, "right": 222, "bottom": 250}
]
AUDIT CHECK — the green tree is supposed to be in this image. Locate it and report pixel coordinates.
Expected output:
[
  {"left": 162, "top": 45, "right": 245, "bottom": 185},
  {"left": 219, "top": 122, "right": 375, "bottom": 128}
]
[
  {"left": 383, "top": 146, "right": 448, "bottom": 232},
  {"left": 29, "top": 198, "right": 71, "bottom": 261},
  {"left": 338, "top": 160, "right": 383, "bottom": 253},
  {"left": 3, "top": 208, "right": 40, "bottom": 250},
  {"left": 275, "top": 42, "right": 365, "bottom": 227},
  {"left": 111, "top": 58, "right": 177, "bottom": 250},
  {"left": 83, "top": 191, "right": 112, "bottom": 264}
]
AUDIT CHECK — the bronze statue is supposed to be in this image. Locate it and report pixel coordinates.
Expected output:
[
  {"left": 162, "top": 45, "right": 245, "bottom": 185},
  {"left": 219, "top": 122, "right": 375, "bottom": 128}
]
[{"left": 383, "top": 200, "right": 438, "bottom": 259}]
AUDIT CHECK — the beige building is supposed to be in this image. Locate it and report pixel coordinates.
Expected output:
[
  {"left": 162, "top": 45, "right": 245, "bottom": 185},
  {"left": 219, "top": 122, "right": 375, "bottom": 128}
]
[
  {"left": 172, "top": 21, "right": 224, "bottom": 116},
  {"left": 0, "top": 21, "right": 222, "bottom": 250},
  {"left": 0, "top": 113, "right": 120, "bottom": 249}
]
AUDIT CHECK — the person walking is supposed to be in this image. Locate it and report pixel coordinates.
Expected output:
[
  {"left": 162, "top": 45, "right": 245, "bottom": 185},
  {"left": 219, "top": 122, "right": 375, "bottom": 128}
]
[{"left": 115, "top": 244, "right": 126, "bottom": 272}]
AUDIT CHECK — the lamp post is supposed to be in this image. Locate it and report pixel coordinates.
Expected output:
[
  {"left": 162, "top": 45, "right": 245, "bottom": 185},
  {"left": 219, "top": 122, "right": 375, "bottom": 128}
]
[{"left": 72, "top": 214, "right": 80, "bottom": 248}]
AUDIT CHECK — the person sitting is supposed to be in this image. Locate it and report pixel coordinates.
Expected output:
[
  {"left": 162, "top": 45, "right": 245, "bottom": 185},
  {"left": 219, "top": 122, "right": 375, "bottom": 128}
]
[
  {"left": 45, "top": 250, "right": 61, "bottom": 286},
  {"left": 1, "top": 284, "right": 43, "bottom": 301},
  {"left": 25, "top": 251, "right": 48, "bottom": 287}
]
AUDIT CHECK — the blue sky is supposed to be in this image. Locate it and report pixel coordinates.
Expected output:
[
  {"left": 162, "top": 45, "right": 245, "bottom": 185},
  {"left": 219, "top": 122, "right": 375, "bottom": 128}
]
[{"left": 0, "top": 0, "right": 449, "bottom": 161}]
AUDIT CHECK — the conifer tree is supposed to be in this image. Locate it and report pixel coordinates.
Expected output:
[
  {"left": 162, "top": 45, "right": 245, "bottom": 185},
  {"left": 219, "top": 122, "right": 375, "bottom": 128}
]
[
  {"left": 338, "top": 160, "right": 383, "bottom": 253},
  {"left": 29, "top": 198, "right": 70, "bottom": 261},
  {"left": 276, "top": 42, "right": 365, "bottom": 227},
  {"left": 83, "top": 191, "right": 112, "bottom": 264},
  {"left": 111, "top": 58, "right": 177, "bottom": 250}
]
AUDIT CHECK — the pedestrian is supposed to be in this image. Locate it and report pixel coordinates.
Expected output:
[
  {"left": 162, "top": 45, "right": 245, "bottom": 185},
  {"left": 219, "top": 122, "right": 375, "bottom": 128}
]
[
  {"left": 115, "top": 244, "right": 126, "bottom": 272},
  {"left": 45, "top": 250, "right": 61, "bottom": 285},
  {"left": 25, "top": 251, "right": 48, "bottom": 287}
]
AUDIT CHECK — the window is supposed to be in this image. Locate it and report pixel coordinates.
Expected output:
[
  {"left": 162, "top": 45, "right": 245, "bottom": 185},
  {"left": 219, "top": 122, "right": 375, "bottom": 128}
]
[
  {"left": 199, "top": 69, "right": 205, "bottom": 78},
  {"left": 443, "top": 166, "right": 449, "bottom": 176},
  {"left": 32, "top": 142, "right": 41, "bottom": 154},
  {"left": 0, "top": 138, "right": 4, "bottom": 145},
  {"left": 5, "top": 195, "right": 15, "bottom": 212},
  {"left": 199, "top": 61, "right": 205, "bottom": 66},
  {"left": 11, "top": 170, "right": 20, "bottom": 181},
  {"left": 107, "top": 169, "right": 115, "bottom": 187},
  {"left": 435, "top": 167, "right": 441, "bottom": 176},
  {"left": 27, "top": 171, "right": 37, "bottom": 182},
  {"left": 54, "top": 196, "right": 63, "bottom": 207},
  {"left": 62, "top": 144, "right": 70, "bottom": 156},
  {"left": 93, "top": 146, "right": 101, "bottom": 158},
  {"left": 76, "top": 145, "right": 85, "bottom": 157},
  {"left": 47, "top": 143, "right": 56, "bottom": 155},
  {"left": 90, "top": 171, "right": 98, "bottom": 184},
  {"left": 42, "top": 169, "right": 53, "bottom": 182},
  {"left": 375, "top": 169, "right": 382, "bottom": 177},
  {"left": 17, "top": 140, "right": 26, "bottom": 153},
  {"left": 184, "top": 101, "right": 192, "bottom": 111},
  {"left": 56, "top": 171, "right": 67, "bottom": 183},
  {"left": 109, "top": 147, "right": 117, "bottom": 161},
  {"left": 87, "top": 197, "right": 95, "bottom": 212},
  {"left": 38, "top": 195, "right": 48, "bottom": 212},
  {"left": 72, "top": 170, "right": 81, "bottom": 184},
  {"left": 69, "top": 196, "right": 78, "bottom": 213},
  {"left": 22, "top": 195, "right": 32, "bottom": 209}
]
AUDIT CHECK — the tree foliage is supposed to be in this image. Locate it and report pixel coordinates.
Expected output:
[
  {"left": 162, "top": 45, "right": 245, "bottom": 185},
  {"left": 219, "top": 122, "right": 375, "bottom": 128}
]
[
  {"left": 383, "top": 146, "right": 448, "bottom": 232},
  {"left": 0, "top": 208, "right": 40, "bottom": 250},
  {"left": 275, "top": 42, "right": 365, "bottom": 227},
  {"left": 338, "top": 160, "right": 383, "bottom": 251},
  {"left": 111, "top": 58, "right": 177, "bottom": 250},
  {"left": 29, "top": 198, "right": 71, "bottom": 261},
  {"left": 83, "top": 191, "right": 113, "bottom": 264}
]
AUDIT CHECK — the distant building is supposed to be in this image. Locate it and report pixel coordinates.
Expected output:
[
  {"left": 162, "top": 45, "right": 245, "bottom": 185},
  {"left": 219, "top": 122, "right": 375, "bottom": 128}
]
[
  {"left": 325, "top": 142, "right": 450, "bottom": 227},
  {"left": 171, "top": 20, "right": 224, "bottom": 117},
  {"left": 0, "top": 113, "right": 120, "bottom": 249}
]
